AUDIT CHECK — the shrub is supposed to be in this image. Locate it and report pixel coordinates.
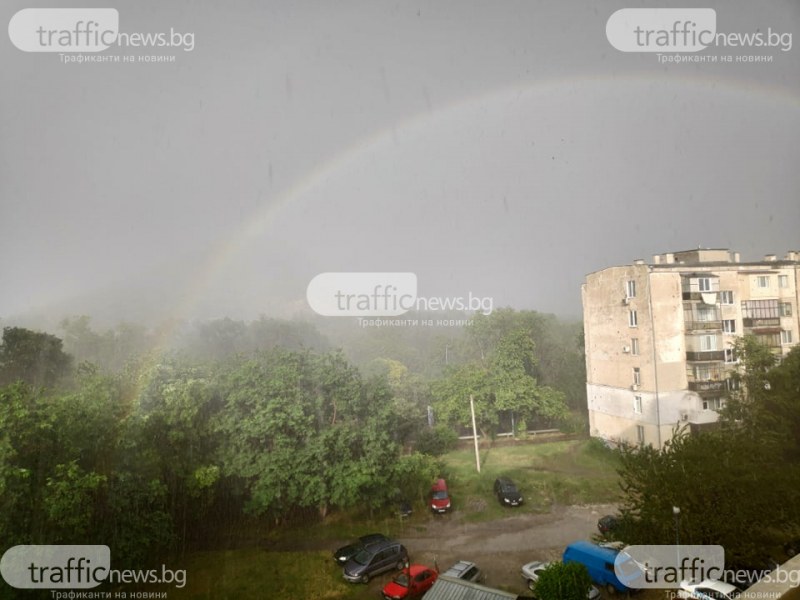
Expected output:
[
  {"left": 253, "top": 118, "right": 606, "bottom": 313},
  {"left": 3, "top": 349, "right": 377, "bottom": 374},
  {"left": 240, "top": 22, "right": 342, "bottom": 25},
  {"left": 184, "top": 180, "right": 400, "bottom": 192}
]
[
  {"left": 535, "top": 561, "right": 593, "bottom": 600},
  {"left": 415, "top": 425, "right": 458, "bottom": 456}
]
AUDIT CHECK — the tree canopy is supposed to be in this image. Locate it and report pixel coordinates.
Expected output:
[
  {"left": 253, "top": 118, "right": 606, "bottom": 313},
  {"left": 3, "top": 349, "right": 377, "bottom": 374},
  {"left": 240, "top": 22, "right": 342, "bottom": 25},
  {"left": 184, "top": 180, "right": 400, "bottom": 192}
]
[{"left": 614, "top": 341, "right": 800, "bottom": 570}]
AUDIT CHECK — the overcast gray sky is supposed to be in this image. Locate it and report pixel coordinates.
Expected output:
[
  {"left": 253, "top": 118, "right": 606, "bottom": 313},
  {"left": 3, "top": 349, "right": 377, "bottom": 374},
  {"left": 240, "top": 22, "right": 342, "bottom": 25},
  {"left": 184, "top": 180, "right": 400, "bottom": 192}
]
[{"left": 1, "top": 0, "right": 799, "bottom": 326}]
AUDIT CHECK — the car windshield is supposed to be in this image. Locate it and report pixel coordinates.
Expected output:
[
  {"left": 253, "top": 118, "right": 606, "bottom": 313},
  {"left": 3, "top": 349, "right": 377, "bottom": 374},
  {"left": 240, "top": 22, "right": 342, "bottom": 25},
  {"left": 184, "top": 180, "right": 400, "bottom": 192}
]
[
  {"left": 502, "top": 483, "right": 517, "bottom": 493},
  {"left": 432, "top": 491, "right": 448, "bottom": 500},
  {"left": 392, "top": 572, "right": 410, "bottom": 587},
  {"left": 352, "top": 549, "right": 371, "bottom": 565}
]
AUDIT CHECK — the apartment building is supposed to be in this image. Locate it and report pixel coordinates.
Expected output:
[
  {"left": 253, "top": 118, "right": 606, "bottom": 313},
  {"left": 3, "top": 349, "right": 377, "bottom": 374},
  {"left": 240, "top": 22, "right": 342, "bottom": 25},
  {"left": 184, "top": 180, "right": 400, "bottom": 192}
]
[{"left": 582, "top": 249, "right": 800, "bottom": 448}]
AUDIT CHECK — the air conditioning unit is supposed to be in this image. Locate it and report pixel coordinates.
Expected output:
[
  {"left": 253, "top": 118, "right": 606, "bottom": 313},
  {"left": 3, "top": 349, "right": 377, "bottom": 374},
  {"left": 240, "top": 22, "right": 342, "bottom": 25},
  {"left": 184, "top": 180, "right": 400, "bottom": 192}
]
[
  {"left": 680, "top": 412, "right": 689, "bottom": 421},
  {"left": 631, "top": 384, "right": 639, "bottom": 391},
  {"left": 622, "top": 297, "right": 631, "bottom": 305},
  {"left": 622, "top": 345, "right": 631, "bottom": 353}
]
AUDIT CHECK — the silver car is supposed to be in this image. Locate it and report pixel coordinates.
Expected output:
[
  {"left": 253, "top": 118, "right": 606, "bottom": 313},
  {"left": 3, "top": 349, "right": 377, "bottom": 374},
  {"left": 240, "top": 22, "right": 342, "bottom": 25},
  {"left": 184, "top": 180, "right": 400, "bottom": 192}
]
[{"left": 441, "top": 560, "right": 484, "bottom": 583}]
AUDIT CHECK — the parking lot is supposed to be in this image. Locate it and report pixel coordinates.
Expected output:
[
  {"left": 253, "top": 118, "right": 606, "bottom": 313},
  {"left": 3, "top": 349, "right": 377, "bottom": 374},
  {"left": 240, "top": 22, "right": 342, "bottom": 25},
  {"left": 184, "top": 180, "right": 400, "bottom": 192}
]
[{"left": 360, "top": 503, "right": 618, "bottom": 596}]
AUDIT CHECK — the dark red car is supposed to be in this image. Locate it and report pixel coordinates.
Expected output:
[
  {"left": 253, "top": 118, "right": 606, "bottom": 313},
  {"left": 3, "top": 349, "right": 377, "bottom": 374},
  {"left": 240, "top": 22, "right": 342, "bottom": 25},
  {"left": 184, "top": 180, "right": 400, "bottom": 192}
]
[{"left": 382, "top": 564, "right": 438, "bottom": 600}]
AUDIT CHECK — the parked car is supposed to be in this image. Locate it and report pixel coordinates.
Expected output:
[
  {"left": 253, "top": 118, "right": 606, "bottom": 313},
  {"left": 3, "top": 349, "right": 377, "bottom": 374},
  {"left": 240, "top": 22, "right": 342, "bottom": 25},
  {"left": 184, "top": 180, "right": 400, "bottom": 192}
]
[
  {"left": 397, "top": 499, "right": 413, "bottom": 519},
  {"left": 597, "top": 514, "right": 619, "bottom": 535},
  {"left": 382, "top": 564, "right": 438, "bottom": 599},
  {"left": 441, "top": 560, "right": 484, "bottom": 583},
  {"left": 563, "top": 541, "right": 632, "bottom": 594},
  {"left": 494, "top": 476, "right": 524, "bottom": 507},
  {"left": 333, "top": 533, "right": 389, "bottom": 565},
  {"left": 343, "top": 540, "right": 409, "bottom": 583},
  {"left": 678, "top": 579, "right": 741, "bottom": 600},
  {"left": 521, "top": 560, "right": 600, "bottom": 598},
  {"left": 430, "top": 478, "right": 451, "bottom": 513}
]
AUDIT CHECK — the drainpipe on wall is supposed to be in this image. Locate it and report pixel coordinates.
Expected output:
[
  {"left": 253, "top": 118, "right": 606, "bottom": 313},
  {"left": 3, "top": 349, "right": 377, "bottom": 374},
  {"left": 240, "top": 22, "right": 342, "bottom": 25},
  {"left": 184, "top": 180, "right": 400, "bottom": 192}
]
[{"left": 647, "top": 268, "right": 663, "bottom": 449}]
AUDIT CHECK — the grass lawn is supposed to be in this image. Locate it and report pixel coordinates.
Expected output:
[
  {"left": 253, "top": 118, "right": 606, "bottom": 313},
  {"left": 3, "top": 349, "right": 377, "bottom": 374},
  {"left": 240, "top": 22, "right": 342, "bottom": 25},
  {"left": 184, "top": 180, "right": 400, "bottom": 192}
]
[
  {"left": 440, "top": 438, "right": 621, "bottom": 521},
  {"left": 154, "top": 550, "right": 374, "bottom": 600}
]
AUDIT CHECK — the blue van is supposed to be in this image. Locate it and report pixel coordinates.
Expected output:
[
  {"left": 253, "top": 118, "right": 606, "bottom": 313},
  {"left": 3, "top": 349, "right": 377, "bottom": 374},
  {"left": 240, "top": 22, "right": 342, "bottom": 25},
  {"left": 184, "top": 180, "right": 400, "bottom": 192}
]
[{"left": 563, "top": 541, "right": 632, "bottom": 594}]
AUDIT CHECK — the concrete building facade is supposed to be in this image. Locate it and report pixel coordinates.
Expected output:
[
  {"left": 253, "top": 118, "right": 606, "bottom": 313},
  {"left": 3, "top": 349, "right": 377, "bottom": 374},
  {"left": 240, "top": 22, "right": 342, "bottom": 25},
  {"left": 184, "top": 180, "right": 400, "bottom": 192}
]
[{"left": 582, "top": 249, "right": 800, "bottom": 448}]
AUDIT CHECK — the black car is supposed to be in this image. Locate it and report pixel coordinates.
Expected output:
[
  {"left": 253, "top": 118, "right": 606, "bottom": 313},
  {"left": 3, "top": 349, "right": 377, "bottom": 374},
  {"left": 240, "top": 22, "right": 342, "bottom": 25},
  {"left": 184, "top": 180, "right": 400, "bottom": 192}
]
[
  {"left": 494, "top": 477, "right": 524, "bottom": 507},
  {"left": 333, "top": 533, "right": 389, "bottom": 565},
  {"left": 597, "top": 514, "right": 619, "bottom": 535}
]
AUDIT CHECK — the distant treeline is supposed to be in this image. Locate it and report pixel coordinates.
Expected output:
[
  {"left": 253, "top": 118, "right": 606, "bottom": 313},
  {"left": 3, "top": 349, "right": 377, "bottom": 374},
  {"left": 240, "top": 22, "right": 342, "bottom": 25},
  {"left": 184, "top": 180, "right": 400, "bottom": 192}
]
[{"left": 0, "top": 309, "right": 586, "bottom": 569}]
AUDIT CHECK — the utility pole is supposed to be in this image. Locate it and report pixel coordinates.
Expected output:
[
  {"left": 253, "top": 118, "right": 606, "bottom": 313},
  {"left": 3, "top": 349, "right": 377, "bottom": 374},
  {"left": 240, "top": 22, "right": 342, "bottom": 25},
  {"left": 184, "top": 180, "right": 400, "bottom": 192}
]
[{"left": 470, "top": 394, "right": 481, "bottom": 473}]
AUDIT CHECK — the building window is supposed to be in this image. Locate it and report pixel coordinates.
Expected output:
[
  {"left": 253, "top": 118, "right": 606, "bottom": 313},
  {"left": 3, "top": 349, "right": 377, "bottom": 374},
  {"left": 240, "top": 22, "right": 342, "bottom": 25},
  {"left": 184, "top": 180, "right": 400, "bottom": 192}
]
[
  {"left": 694, "top": 365, "right": 708, "bottom": 380},
  {"left": 741, "top": 299, "right": 780, "bottom": 319},
  {"left": 779, "top": 274, "right": 789, "bottom": 289},
  {"left": 782, "top": 330, "right": 794, "bottom": 345},
  {"left": 631, "top": 338, "right": 640, "bottom": 355},
  {"left": 720, "top": 290, "right": 734, "bottom": 305},
  {"left": 755, "top": 333, "right": 781, "bottom": 347},
  {"left": 697, "top": 306, "right": 717, "bottom": 322},
  {"left": 633, "top": 367, "right": 641, "bottom": 386},
  {"left": 756, "top": 275, "right": 770, "bottom": 288},
  {"left": 626, "top": 280, "right": 636, "bottom": 298},
  {"left": 629, "top": 310, "right": 638, "bottom": 327},
  {"left": 725, "top": 378, "right": 740, "bottom": 391},
  {"left": 700, "top": 334, "right": 717, "bottom": 351},
  {"left": 781, "top": 302, "right": 793, "bottom": 317},
  {"left": 702, "top": 397, "right": 724, "bottom": 411},
  {"left": 636, "top": 425, "right": 645, "bottom": 445},
  {"left": 698, "top": 277, "right": 712, "bottom": 292},
  {"left": 633, "top": 395, "right": 642, "bottom": 414},
  {"left": 724, "top": 348, "right": 737, "bottom": 364},
  {"left": 723, "top": 319, "right": 736, "bottom": 334}
]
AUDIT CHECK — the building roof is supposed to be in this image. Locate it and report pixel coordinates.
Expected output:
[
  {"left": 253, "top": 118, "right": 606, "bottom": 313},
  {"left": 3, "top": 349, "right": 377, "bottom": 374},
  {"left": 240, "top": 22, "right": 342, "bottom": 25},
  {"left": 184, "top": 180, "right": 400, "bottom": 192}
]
[{"left": 422, "top": 576, "right": 520, "bottom": 600}]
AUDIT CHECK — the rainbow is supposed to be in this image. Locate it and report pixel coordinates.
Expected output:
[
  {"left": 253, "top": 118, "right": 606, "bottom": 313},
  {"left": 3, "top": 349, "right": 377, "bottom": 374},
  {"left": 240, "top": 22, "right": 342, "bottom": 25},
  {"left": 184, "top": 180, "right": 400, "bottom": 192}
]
[{"left": 132, "top": 72, "right": 799, "bottom": 396}]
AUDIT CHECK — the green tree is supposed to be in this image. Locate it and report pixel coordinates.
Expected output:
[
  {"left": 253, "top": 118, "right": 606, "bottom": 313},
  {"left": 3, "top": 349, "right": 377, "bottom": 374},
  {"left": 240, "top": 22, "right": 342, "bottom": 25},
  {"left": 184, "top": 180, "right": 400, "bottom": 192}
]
[
  {"left": 616, "top": 343, "right": 800, "bottom": 569},
  {"left": 431, "top": 322, "right": 568, "bottom": 438},
  {"left": 215, "top": 350, "right": 404, "bottom": 521},
  {"left": 0, "top": 327, "right": 72, "bottom": 387}
]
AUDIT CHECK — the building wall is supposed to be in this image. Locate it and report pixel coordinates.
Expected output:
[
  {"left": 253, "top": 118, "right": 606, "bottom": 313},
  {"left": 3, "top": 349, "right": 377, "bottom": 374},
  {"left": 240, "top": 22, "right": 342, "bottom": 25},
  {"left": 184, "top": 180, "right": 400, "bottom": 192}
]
[{"left": 583, "top": 252, "right": 800, "bottom": 449}]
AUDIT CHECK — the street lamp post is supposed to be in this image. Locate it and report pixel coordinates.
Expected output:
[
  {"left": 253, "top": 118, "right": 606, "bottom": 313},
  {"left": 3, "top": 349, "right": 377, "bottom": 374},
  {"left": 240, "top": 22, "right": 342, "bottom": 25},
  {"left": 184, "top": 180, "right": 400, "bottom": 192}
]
[{"left": 673, "top": 506, "right": 682, "bottom": 580}]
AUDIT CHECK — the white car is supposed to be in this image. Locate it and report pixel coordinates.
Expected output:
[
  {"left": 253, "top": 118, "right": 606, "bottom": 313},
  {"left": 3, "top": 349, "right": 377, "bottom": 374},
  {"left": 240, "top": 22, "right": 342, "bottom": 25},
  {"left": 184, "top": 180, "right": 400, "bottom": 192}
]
[
  {"left": 520, "top": 560, "right": 600, "bottom": 598},
  {"left": 678, "top": 579, "right": 741, "bottom": 600}
]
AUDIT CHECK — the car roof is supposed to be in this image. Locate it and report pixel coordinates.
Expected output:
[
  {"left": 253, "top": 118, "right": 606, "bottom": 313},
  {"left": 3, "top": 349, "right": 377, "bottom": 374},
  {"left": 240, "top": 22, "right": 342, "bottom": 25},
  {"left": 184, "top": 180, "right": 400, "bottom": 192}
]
[
  {"left": 442, "top": 561, "right": 477, "bottom": 576},
  {"left": 692, "top": 579, "right": 739, "bottom": 594},
  {"left": 362, "top": 539, "right": 400, "bottom": 553},
  {"left": 359, "top": 533, "right": 387, "bottom": 543},
  {"left": 407, "top": 564, "right": 434, "bottom": 575},
  {"left": 565, "top": 540, "right": 620, "bottom": 560}
]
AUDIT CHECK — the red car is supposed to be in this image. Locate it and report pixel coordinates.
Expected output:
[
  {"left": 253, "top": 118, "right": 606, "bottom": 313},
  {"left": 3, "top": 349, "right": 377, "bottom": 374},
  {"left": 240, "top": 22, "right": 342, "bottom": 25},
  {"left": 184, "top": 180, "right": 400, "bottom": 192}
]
[
  {"left": 382, "top": 564, "right": 438, "bottom": 600},
  {"left": 429, "top": 478, "right": 451, "bottom": 513}
]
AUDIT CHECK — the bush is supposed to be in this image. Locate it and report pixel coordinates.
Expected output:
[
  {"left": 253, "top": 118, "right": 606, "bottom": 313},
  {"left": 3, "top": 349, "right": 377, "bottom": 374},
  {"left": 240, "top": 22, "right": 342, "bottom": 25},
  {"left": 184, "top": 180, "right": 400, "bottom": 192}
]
[
  {"left": 558, "top": 411, "right": 589, "bottom": 435},
  {"left": 535, "top": 561, "right": 593, "bottom": 600},
  {"left": 415, "top": 425, "right": 458, "bottom": 456}
]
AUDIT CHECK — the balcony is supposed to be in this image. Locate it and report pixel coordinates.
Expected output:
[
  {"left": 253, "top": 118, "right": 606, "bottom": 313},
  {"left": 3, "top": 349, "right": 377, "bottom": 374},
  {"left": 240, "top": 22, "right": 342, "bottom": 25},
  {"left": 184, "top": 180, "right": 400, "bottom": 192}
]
[
  {"left": 684, "top": 320, "right": 722, "bottom": 332},
  {"left": 688, "top": 380, "right": 727, "bottom": 393},
  {"left": 742, "top": 317, "right": 781, "bottom": 331},
  {"left": 686, "top": 351, "right": 725, "bottom": 362}
]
